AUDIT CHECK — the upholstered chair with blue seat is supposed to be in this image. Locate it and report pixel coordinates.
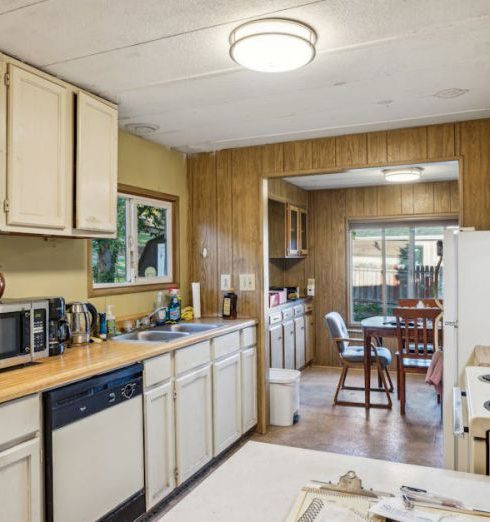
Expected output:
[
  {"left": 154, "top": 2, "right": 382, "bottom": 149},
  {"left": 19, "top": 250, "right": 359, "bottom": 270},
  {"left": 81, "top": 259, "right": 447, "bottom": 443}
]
[{"left": 325, "top": 311, "right": 394, "bottom": 407}]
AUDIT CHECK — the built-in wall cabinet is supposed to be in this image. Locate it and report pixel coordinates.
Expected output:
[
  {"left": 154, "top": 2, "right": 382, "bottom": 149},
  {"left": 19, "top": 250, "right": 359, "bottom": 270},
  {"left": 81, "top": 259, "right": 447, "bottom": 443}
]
[
  {"left": 0, "top": 54, "right": 118, "bottom": 238},
  {"left": 268, "top": 200, "right": 308, "bottom": 258},
  {"left": 269, "top": 303, "right": 313, "bottom": 370}
]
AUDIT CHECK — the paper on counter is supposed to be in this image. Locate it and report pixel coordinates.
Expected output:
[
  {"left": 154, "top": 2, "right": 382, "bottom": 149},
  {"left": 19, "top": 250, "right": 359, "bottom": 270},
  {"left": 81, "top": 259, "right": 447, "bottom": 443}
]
[{"left": 369, "top": 497, "right": 488, "bottom": 522}]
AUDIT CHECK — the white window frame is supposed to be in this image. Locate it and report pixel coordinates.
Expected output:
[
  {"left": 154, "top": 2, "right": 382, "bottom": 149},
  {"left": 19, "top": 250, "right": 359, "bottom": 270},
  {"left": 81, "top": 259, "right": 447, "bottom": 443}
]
[
  {"left": 92, "top": 192, "right": 174, "bottom": 290},
  {"left": 347, "top": 217, "right": 457, "bottom": 325}
]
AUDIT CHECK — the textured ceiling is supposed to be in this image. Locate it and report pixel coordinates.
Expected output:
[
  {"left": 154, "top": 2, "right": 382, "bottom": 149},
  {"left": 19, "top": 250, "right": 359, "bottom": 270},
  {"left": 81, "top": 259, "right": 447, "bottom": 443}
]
[
  {"left": 1, "top": 0, "right": 489, "bottom": 152},
  {"left": 286, "top": 161, "right": 459, "bottom": 190}
]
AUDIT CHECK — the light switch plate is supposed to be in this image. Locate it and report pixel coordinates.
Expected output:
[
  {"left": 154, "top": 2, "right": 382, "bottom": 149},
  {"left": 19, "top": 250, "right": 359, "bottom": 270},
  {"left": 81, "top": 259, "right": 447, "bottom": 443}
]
[
  {"left": 221, "top": 274, "right": 231, "bottom": 291},
  {"left": 239, "top": 273, "right": 255, "bottom": 291}
]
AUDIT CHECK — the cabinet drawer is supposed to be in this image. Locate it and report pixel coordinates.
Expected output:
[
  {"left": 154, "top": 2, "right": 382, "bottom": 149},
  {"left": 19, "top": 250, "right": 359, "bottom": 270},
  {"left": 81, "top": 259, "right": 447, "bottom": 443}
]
[
  {"left": 241, "top": 327, "right": 256, "bottom": 349},
  {"left": 212, "top": 331, "right": 240, "bottom": 360},
  {"left": 293, "top": 305, "right": 305, "bottom": 317},
  {"left": 175, "top": 341, "right": 211, "bottom": 375},
  {"left": 269, "top": 312, "right": 282, "bottom": 325},
  {"left": 144, "top": 353, "right": 172, "bottom": 388},
  {"left": 0, "top": 395, "right": 40, "bottom": 449},
  {"left": 282, "top": 308, "right": 294, "bottom": 321}
]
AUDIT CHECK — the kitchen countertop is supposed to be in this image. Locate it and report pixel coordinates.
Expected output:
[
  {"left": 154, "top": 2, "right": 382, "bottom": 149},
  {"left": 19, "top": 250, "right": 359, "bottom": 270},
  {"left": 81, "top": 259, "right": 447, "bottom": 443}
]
[
  {"left": 161, "top": 441, "right": 490, "bottom": 521},
  {"left": 0, "top": 318, "right": 257, "bottom": 405}
]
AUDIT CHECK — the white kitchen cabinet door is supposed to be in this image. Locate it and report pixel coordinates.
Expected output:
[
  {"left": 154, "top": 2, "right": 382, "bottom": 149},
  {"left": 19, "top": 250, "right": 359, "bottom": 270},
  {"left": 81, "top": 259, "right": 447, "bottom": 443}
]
[
  {"left": 175, "top": 364, "right": 213, "bottom": 484},
  {"left": 269, "top": 324, "right": 284, "bottom": 368},
  {"left": 76, "top": 91, "right": 117, "bottom": 234},
  {"left": 213, "top": 353, "right": 241, "bottom": 456},
  {"left": 6, "top": 64, "right": 69, "bottom": 231},
  {"left": 305, "top": 314, "right": 314, "bottom": 364},
  {"left": 241, "top": 346, "right": 257, "bottom": 432},
  {"left": 294, "top": 316, "right": 306, "bottom": 370},
  {"left": 283, "top": 320, "right": 295, "bottom": 370},
  {"left": 144, "top": 380, "right": 175, "bottom": 509},
  {"left": 0, "top": 438, "right": 41, "bottom": 522}
]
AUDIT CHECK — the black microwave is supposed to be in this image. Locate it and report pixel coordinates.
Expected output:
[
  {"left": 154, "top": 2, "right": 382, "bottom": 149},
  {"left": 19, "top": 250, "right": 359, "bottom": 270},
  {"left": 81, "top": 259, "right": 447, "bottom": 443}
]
[{"left": 0, "top": 298, "right": 49, "bottom": 369}]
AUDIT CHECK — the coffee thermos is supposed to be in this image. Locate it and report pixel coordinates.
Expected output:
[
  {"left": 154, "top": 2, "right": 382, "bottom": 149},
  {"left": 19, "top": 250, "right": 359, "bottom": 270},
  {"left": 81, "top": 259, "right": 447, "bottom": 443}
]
[{"left": 48, "top": 297, "right": 70, "bottom": 356}]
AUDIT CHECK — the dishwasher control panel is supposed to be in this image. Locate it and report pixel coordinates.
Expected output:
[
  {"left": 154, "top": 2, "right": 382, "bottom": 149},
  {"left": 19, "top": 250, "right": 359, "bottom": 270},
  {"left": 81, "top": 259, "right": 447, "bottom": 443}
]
[{"left": 44, "top": 363, "right": 143, "bottom": 430}]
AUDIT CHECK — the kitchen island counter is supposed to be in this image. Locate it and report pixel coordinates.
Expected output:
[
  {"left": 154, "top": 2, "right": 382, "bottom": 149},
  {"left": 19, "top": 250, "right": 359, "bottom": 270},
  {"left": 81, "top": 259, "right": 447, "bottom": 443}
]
[
  {"left": 0, "top": 318, "right": 257, "bottom": 404},
  {"left": 161, "top": 441, "right": 490, "bottom": 521}
]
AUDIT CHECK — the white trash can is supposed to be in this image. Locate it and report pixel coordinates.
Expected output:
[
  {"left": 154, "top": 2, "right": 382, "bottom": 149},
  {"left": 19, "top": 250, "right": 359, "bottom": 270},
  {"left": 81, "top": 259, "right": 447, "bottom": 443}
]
[{"left": 269, "top": 368, "right": 301, "bottom": 426}]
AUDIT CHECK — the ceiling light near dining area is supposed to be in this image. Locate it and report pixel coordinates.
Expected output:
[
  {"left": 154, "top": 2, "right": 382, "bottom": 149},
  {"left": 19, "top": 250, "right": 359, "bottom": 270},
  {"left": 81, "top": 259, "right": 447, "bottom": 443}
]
[
  {"left": 383, "top": 167, "right": 423, "bottom": 183},
  {"left": 229, "top": 18, "right": 317, "bottom": 73}
]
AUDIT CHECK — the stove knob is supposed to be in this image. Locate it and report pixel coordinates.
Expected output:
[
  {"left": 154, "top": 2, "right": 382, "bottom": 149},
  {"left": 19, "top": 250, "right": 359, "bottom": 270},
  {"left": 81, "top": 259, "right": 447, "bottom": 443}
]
[{"left": 122, "top": 383, "right": 135, "bottom": 399}]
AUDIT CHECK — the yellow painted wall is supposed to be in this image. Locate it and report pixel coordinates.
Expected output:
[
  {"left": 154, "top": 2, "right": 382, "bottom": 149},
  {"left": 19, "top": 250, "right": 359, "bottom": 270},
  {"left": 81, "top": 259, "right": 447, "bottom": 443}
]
[{"left": 0, "top": 130, "right": 188, "bottom": 317}]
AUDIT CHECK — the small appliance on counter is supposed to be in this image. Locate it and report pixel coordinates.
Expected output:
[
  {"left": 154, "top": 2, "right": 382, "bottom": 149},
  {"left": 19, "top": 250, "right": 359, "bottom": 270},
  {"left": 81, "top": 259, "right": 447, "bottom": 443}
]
[
  {"left": 48, "top": 297, "right": 70, "bottom": 356},
  {"left": 0, "top": 297, "right": 49, "bottom": 369},
  {"left": 66, "top": 302, "right": 98, "bottom": 345},
  {"left": 269, "top": 287, "right": 287, "bottom": 306}
]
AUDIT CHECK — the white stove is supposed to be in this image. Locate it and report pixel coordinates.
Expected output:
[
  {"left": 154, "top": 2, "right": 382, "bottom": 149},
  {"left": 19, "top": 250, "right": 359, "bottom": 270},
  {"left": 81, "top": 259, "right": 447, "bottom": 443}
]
[{"left": 463, "top": 366, "right": 490, "bottom": 475}]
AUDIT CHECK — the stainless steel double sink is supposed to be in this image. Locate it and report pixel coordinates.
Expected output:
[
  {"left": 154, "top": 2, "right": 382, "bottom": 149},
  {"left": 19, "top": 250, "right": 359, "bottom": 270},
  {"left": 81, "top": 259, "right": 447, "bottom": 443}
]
[{"left": 113, "top": 322, "right": 223, "bottom": 343}]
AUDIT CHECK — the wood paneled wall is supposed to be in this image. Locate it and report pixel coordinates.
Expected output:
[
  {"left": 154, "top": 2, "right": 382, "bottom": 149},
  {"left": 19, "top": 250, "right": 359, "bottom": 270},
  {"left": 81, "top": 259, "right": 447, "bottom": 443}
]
[
  {"left": 188, "top": 119, "right": 490, "bottom": 430},
  {"left": 309, "top": 181, "right": 458, "bottom": 367}
]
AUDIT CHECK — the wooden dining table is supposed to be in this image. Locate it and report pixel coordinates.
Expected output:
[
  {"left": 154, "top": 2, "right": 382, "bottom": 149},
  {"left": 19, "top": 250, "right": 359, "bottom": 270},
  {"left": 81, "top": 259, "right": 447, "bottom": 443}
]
[{"left": 360, "top": 315, "right": 441, "bottom": 409}]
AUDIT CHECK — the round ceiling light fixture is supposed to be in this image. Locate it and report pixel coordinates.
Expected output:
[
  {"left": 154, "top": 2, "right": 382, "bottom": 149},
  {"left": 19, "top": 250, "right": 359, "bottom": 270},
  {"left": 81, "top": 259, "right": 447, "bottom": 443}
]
[
  {"left": 229, "top": 18, "right": 317, "bottom": 73},
  {"left": 124, "top": 122, "right": 160, "bottom": 136},
  {"left": 383, "top": 167, "right": 423, "bottom": 183}
]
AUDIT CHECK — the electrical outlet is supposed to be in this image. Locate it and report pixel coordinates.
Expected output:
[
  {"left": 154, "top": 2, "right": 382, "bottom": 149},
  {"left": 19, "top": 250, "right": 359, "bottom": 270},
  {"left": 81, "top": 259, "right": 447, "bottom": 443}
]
[
  {"left": 247, "top": 273, "right": 255, "bottom": 291},
  {"left": 239, "top": 273, "right": 255, "bottom": 291},
  {"left": 221, "top": 274, "right": 231, "bottom": 291}
]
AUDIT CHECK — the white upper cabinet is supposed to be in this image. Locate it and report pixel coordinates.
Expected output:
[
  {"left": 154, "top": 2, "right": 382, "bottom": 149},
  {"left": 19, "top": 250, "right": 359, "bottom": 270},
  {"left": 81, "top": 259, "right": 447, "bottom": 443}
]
[
  {"left": 0, "top": 54, "right": 117, "bottom": 238},
  {"left": 75, "top": 92, "right": 118, "bottom": 235},
  {"left": 6, "top": 64, "right": 70, "bottom": 232}
]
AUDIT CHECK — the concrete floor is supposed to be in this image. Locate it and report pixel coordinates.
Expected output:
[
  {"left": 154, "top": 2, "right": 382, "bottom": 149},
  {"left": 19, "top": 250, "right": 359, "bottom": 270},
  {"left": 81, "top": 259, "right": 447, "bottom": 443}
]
[{"left": 252, "top": 366, "right": 443, "bottom": 468}]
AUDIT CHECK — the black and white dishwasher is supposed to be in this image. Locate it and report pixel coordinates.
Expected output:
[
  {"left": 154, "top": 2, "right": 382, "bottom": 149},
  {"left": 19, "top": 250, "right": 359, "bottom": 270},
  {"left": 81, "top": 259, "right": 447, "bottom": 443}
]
[{"left": 44, "top": 363, "right": 145, "bottom": 522}]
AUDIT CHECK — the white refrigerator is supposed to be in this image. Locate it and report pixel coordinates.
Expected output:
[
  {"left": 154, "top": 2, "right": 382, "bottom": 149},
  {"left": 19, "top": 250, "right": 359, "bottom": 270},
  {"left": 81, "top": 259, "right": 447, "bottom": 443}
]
[{"left": 443, "top": 229, "right": 490, "bottom": 470}]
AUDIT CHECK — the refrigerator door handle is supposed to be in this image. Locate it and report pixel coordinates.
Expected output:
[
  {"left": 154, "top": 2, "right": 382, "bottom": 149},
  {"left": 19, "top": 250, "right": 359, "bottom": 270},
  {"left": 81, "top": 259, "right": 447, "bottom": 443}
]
[{"left": 453, "top": 387, "right": 466, "bottom": 437}]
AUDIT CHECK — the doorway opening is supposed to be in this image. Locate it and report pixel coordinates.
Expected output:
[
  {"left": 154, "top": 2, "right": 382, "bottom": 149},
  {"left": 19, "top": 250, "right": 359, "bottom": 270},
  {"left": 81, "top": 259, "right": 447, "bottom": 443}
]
[{"left": 254, "top": 160, "right": 460, "bottom": 468}]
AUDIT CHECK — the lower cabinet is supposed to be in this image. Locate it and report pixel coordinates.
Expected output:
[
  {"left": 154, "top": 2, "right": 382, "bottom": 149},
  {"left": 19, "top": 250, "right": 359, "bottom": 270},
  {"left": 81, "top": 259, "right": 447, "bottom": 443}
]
[
  {"left": 294, "top": 316, "right": 306, "bottom": 369},
  {"left": 174, "top": 364, "right": 213, "bottom": 484},
  {"left": 0, "top": 434, "right": 41, "bottom": 522},
  {"left": 144, "top": 380, "right": 175, "bottom": 509},
  {"left": 283, "top": 320, "right": 295, "bottom": 369},
  {"left": 241, "top": 346, "right": 258, "bottom": 432},
  {"left": 269, "top": 324, "right": 283, "bottom": 368},
  {"left": 305, "top": 313, "right": 314, "bottom": 364},
  {"left": 212, "top": 353, "right": 242, "bottom": 456}
]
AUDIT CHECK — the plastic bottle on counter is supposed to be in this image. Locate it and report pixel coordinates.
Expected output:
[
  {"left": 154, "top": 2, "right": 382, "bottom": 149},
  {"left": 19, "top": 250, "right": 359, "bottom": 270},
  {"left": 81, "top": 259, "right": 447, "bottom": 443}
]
[
  {"left": 166, "top": 288, "right": 181, "bottom": 322},
  {"left": 106, "top": 305, "right": 117, "bottom": 338},
  {"left": 222, "top": 289, "right": 237, "bottom": 320}
]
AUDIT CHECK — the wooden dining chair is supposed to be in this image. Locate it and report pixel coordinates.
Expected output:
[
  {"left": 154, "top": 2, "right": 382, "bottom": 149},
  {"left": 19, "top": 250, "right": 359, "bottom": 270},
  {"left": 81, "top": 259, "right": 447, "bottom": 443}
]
[
  {"left": 394, "top": 306, "right": 442, "bottom": 415},
  {"left": 325, "top": 312, "right": 393, "bottom": 407},
  {"left": 398, "top": 298, "right": 443, "bottom": 308}
]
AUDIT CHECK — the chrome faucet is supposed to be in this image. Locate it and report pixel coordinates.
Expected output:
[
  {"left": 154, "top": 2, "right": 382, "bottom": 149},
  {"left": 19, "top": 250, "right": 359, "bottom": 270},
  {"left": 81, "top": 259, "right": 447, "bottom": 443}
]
[{"left": 141, "top": 306, "right": 167, "bottom": 326}]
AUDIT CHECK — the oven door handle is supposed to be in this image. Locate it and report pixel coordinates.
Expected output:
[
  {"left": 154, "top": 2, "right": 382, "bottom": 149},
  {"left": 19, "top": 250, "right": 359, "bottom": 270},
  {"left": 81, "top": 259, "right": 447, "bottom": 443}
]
[{"left": 453, "top": 386, "right": 466, "bottom": 438}]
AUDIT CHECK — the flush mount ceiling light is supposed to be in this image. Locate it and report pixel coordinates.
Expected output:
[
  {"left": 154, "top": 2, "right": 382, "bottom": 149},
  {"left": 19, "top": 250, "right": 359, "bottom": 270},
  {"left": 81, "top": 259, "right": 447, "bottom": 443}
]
[
  {"left": 124, "top": 122, "right": 160, "bottom": 136},
  {"left": 383, "top": 167, "right": 423, "bottom": 183},
  {"left": 229, "top": 18, "right": 317, "bottom": 73}
]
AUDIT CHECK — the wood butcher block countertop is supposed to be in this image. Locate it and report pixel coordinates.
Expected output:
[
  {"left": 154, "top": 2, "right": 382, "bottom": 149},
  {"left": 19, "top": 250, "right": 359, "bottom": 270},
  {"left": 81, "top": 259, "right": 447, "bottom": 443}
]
[{"left": 0, "top": 318, "right": 257, "bottom": 405}]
